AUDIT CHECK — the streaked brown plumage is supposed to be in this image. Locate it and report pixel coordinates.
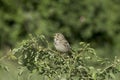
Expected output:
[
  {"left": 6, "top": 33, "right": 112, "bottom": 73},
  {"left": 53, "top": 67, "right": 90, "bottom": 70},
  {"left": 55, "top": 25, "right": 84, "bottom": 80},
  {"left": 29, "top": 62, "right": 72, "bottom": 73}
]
[{"left": 54, "top": 33, "right": 71, "bottom": 52}]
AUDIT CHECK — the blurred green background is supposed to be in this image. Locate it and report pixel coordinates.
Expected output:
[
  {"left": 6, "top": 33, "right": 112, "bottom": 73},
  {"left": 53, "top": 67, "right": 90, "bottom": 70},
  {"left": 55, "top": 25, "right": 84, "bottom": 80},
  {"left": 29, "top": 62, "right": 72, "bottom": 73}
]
[
  {"left": 0, "top": 0, "right": 120, "bottom": 80},
  {"left": 1, "top": 0, "right": 120, "bottom": 58}
]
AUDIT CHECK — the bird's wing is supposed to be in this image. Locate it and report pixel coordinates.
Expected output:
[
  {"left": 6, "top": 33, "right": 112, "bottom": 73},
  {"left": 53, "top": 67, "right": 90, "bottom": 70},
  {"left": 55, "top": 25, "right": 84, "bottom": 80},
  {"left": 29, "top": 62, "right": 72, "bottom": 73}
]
[{"left": 63, "top": 40, "right": 71, "bottom": 49}]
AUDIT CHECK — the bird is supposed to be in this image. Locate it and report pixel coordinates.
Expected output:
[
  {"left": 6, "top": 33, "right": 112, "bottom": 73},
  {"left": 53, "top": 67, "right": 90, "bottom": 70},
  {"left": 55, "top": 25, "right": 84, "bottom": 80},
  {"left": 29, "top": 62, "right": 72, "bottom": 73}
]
[{"left": 54, "top": 33, "right": 71, "bottom": 53}]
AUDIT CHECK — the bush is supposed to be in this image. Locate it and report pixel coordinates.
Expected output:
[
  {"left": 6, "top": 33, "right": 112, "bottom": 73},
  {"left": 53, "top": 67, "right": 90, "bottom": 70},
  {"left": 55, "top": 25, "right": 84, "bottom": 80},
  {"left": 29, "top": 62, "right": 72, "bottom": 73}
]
[{"left": 10, "top": 34, "right": 120, "bottom": 80}]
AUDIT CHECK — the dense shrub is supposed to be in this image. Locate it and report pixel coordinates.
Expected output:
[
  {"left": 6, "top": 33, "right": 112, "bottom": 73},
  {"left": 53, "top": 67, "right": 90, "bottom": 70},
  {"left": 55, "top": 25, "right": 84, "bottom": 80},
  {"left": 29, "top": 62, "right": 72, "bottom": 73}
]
[{"left": 10, "top": 35, "right": 120, "bottom": 80}]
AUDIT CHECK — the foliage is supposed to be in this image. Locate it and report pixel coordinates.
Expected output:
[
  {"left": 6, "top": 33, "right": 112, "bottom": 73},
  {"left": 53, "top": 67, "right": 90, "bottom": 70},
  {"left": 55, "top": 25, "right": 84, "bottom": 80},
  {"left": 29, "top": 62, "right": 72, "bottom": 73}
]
[
  {"left": 0, "top": 0, "right": 120, "bottom": 79},
  {"left": 9, "top": 34, "right": 120, "bottom": 80}
]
